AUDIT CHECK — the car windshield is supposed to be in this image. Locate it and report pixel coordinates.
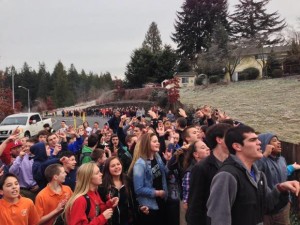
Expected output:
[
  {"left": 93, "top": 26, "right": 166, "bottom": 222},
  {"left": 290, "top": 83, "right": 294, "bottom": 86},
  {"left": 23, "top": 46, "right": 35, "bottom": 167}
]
[{"left": 0, "top": 117, "right": 27, "bottom": 126}]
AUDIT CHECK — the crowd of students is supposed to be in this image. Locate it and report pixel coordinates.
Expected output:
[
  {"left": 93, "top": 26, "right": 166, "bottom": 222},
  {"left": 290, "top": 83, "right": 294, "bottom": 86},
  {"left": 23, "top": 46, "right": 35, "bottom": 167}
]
[{"left": 0, "top": 105, "right": 300, "bottom": 225}]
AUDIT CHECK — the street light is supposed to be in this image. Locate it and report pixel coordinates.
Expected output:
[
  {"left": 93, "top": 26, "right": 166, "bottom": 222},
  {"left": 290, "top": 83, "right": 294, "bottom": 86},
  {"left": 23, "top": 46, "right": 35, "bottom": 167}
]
[
  {"left": 18, "top": 85, "right": 30, "bottom": 113},
  {"left": 12, "top": 68, "right": 15, "bottom": 111}
]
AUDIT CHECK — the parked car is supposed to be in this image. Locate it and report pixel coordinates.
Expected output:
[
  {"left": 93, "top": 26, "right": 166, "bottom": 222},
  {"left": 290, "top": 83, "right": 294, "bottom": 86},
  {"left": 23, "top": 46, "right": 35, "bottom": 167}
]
[{"left": 0, "top": 113, "right": 52, "bottom": 143}]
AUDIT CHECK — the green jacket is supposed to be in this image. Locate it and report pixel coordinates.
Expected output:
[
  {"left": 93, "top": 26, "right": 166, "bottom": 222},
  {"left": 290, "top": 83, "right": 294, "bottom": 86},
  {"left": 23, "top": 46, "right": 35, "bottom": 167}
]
[{"left": 81, "top": 145, "right": 93, "bottom": 164}]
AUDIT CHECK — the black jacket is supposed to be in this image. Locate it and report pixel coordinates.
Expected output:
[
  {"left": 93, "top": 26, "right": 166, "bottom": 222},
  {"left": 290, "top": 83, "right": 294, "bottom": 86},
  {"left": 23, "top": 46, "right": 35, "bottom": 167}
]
[
  {"left": 98, "top": 185, "right": 130, "bottom": 225},
  {"left": 186, "top": 153, "right": 221, "bottom": 225},
  {"left": 206, "top": 155, "right": 282, "bottom": 225}
]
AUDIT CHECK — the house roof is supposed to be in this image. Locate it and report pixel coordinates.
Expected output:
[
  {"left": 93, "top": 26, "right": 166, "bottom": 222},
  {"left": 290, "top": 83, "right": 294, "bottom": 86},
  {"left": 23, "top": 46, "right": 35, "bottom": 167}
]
[
  {"left": 174, "top": 72, "right": 197, "bottom": 77},
  {"left": 240, "top": 46, "right": 290, "bottom": 56}
]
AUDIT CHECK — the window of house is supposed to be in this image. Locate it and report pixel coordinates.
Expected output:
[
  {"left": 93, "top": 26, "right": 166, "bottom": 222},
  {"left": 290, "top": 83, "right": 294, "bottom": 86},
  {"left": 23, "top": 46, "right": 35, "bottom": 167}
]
[{"left": 182, "top": 77, "right": 189, "bottom": 83}]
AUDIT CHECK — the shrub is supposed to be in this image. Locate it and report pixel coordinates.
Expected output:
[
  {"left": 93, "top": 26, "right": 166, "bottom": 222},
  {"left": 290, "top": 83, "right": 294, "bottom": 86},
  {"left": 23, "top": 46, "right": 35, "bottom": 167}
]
[
  {"left": 270, "top": 69, "right": 283, "bottom": 78},
  {"left": 209, "top": 75, "right": 220, "bottom": 84},
  {"left": 238, "top": 72, "right": 247, "bottom": 81},
  {"left": 240, "top": 67, "right": 259, "bottom": 80},
  {"left": 195, "top": 76, "right": 204, "bottom": 85}
]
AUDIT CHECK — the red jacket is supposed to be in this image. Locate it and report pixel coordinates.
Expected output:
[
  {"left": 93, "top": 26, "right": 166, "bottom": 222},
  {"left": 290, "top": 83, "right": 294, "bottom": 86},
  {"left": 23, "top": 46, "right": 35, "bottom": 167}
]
[{"left": 67, "top": 190, "right": 113, "bottom": 225}]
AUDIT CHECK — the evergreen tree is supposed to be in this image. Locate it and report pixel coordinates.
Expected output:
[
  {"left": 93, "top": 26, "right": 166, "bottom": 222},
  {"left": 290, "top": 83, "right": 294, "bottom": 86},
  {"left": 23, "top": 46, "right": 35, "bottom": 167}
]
[
  {"left": 284, "top": 40, "right": 300, "bottom": 74},
  {"left": 156, "top": 45, "right": 178, "bottom": 81},
  {"left": 125, "top": 47, "right": 155, "bottom": 88},
  {"left": 142, "top": 22, "right": 162, "bottom": 53},
  {"left": 78, "top": 69, "right": 88, "bottom": 102},
  {"left": 125, "top": 45, "right": 178, "bottom": 88},
  {"left": 51, "top": 61, "right": 70, "bottom": 107},
  {"left": 196, "top": 24, "right": 229, "bottom": 76},
  {"left": 266, "top": 49, "right": 281, "bottom": 76},
  {"left": 172, "top": 0, "right": 229, "bottom": 65},
  {"left": 67, "top": 64, "right": 79, "bottom": 104},
  {"left": 230, "top": 0, "right": 286, "bottom": 45},
  {"left": 17, "top": 63, "right": 38, "bottom": 108},
  {"left": 37, "top": 63, "right": 51, "bottom": 100}
]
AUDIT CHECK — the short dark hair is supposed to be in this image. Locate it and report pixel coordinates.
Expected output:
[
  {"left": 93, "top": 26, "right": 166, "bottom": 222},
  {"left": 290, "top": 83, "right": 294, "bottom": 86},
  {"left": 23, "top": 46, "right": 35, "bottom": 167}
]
[
  {"left": 58, "top": 150, "right": 75, "bottom": 159},
  {"left": 47, "top": 133, "right": 57, "bottom": 141},
  {"left": 219, "top": 119, "right": 234, "bottom": 126},
  {"left": 0, "top": 173, "right": 18, "bottom": 190},
  {"left": 27, "top": 137, "right": 37, "bottom": 144},
  {"left": 225, "top": 125, "right": 255, "bottom": 155},
  {"left": 111, "top": 134, "right": 118, "bottom": 139},
  {"left": 200, "top": 125, "right": 208, "bottom": 134},
  {"left": 88, "top": 134, "right": 99, "bottom": 147},
  {"left": 176, "top": 117, "right": 187, "bottom": 129},
  {"left": 125, "top": 134, "right": 136, "bottom": 144},
  {"left": 91, "top": 148, "right": 105, "bottom": 161},
  {"left": 44, "top": 164, "right": 63, "bottom": 182},
  {"left": 135, "top": 123, "right": 146, "bottom": 131},
  {"left": 37, "top": 130, "right": 50, "bottom": 137},
  {"left": 43, "top": 123, "right": 50, "bottom": 128},
  {"left": 206, "top": 123, "right": 232, "bottom": 150},
  {"left": 182, "top": 126, "right": 196, "bottom": 143}
]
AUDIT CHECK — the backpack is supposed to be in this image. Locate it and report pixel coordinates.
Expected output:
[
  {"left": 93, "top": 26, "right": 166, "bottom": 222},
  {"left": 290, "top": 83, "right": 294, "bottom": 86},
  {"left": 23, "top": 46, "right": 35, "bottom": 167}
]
[
  {"left": 79, "top": 152, "right": 92, "bottom": 165},
  {"left": 53, "top": 194, "right": 91, "bottom": 225}
]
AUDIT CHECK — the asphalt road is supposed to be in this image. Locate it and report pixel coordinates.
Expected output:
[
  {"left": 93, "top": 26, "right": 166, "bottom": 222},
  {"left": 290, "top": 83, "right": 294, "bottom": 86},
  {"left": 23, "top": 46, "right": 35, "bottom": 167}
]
[{"left": 51, "top": 116, "right": 110, "bottom": 131}]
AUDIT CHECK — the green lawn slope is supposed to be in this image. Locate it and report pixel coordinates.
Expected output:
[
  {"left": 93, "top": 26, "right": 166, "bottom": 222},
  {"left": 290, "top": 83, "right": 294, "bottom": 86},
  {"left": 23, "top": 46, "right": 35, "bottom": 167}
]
[{"left": 180, "top": 76, "right": 300, "bottom": 143}]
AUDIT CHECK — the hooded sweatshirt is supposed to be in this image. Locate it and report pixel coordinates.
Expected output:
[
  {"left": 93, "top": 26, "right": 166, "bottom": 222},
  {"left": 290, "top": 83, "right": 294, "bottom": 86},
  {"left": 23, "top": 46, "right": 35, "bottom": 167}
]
[
  {"left": 81, "top": 145, "right": 93, "bottom": 164},
  {"left": 256, "top": 133, "right": 288, "bottom": 188},
  {"left": 30, "top": 142, "right": 59, "bottom": 189},
  {"left": 255, "top": 133, "right": 290, "bottom": 213}
]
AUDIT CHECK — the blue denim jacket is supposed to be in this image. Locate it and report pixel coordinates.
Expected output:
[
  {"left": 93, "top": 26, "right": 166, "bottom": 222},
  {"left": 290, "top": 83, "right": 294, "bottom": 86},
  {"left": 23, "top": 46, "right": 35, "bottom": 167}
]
[{"left": 133, "top": 153, "right": 168, "bottom": 210}]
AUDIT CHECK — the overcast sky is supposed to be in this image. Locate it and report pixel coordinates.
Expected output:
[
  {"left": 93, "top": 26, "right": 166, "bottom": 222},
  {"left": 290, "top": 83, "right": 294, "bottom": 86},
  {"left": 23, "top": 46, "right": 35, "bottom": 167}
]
[{"left": 0, "top": 0, "right": 299, "bottom": 78}]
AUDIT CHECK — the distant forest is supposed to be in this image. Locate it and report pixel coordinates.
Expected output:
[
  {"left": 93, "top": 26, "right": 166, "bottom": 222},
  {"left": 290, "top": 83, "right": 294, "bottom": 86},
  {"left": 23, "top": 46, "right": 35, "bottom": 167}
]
[{"left": 1, "top": 61, "right": 114, "bottom": 111}]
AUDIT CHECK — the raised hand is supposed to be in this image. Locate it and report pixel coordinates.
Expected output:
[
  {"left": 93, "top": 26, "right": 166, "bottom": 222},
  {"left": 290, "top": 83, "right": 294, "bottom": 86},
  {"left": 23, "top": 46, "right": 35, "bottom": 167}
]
[
  {"left": 53, "top": 144, "right": 62, "bottom": 155},
  {"left": 156, "top": 126, "right": 165, "bottom": 137},
  {"left": 277, "top": 181, "right": 300, "bottom": 196},
  {"left": 140, "top": 206, "right": 149, "bottom": 215},
  {"left": 178, "top": 108, "right": 187, "bottom": 118},
  {"left": 102, "top": 208, "right": 113, "bottom": 220},
  {"left": 110, "top": 197, "right": 119, "bottom": 208},
  {"left": 263, "top": 145, "right": 274, "bottom": 157}
]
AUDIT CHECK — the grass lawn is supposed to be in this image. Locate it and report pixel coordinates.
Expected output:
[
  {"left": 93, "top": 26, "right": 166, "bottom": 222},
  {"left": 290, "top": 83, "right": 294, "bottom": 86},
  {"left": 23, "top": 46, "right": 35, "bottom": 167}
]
[{"left": 179, "top": 76, "right": 300, "bottom": 144}]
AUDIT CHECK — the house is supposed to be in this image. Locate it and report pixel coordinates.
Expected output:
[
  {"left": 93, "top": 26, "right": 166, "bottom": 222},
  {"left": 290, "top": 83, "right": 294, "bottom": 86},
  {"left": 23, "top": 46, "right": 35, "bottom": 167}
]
[
  {"left": 234, "top": 46, "right": 290, "bottom": 80},
  {"left": 173, "top": 72, "right": 198, "bottom": 87}
]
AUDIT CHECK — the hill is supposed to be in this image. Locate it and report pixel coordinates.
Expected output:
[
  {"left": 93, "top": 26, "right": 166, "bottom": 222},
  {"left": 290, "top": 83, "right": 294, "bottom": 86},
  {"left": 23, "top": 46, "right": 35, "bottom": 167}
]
[{"left": 179, "top": 76, "right": 300, "bottom": 143}]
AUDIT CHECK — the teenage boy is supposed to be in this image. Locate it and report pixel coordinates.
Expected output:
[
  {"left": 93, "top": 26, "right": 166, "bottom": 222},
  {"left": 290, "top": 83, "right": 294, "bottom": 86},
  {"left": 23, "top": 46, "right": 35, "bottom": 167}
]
[
  {"left": 36, "top": 130, "right": 49, "bottom": 143},
  {"left": 186, "top": 123, "right": 232, "bottom": 225},
  {"left": 9, "top": 138, "right": 38, "bottom": 201},
  {"left": 81, "top": 133, "right": 99, "bottom": 164},
  {"left": 35, "top": 163, "right": 73, "bottom": 225},
  {"left": 0, "top": 173, "right": 39, "bottom": 225},
  {"left": 30, "top": 142, "right": 61, "bottom": 190},
  {"left": 58, "top": 151, "right": 77, "bottom": 191},
  {"left": 207, "top": 126, "right": 300, "bottom": 225},
  {"left": 47, "top": 133, "right": 68, "bottom": 156},
  {"left": 256, "top": 133, "right": 300, "bottom": 225}
]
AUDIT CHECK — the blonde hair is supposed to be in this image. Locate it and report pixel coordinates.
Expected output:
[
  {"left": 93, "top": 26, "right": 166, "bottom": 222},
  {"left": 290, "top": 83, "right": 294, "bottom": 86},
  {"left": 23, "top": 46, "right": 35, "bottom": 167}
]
[
  {"left": 63, "top": 162, "right": 97, "bottom": 223},
  {"left": 128, "top": 133, "right": 156, "bottom": 175}
]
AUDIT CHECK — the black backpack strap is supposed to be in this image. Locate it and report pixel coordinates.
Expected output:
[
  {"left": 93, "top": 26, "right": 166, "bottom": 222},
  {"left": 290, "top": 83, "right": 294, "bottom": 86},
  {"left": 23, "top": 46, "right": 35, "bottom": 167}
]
[
  {"left": 84, "top": 194, "right": 91, "bottom": 222},
  {"left": 80, "top": 152, "right": 91, "bottom": 165}
]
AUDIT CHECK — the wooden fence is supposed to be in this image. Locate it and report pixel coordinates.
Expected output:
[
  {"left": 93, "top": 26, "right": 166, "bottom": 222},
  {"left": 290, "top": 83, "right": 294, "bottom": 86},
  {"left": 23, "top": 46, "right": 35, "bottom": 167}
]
[
  {"left": 281, "top": 141, "right": 300, "bottom": 215},
  {"left": 281, "top": 141, "right": 300, "bottom": 165}
]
